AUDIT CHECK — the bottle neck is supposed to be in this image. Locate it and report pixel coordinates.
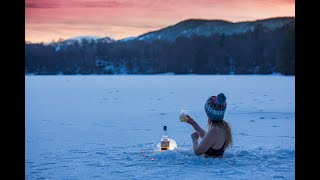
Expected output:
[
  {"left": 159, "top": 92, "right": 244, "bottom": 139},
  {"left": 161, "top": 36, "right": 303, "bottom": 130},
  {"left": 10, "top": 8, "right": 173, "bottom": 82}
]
[{"left": 163, "top": 129, "right": 168, "bottom": 137}]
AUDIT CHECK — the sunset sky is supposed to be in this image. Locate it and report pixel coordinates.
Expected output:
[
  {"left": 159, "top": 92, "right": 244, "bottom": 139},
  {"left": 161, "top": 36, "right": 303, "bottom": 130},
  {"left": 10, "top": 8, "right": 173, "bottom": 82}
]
[{"left": 26, "top": 0, "right": 295, "bottom": 43}]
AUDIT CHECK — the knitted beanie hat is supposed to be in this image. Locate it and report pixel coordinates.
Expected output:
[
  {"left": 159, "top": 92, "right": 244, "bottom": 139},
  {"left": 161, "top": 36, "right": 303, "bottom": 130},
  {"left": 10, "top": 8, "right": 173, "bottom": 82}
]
[{"left": 204, "top": 93, "right": 227, "bottom": 121}]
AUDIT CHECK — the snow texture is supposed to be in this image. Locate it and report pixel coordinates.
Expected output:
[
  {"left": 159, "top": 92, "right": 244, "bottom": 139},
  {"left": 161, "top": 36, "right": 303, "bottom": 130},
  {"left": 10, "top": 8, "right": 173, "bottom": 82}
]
[{"left": 26, "top": 75, "right": 294, "bottom": 179}]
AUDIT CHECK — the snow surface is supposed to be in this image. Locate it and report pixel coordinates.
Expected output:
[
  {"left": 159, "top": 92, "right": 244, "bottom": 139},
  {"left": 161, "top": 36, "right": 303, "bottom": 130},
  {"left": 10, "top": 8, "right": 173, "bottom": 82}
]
[{"left": 26, "top": 75, "right": 295, "bottom": 179}]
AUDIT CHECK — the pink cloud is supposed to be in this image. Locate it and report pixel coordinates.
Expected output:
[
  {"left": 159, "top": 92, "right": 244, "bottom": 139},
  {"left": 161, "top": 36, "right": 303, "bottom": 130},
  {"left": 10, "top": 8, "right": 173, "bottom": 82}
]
[{"left": 26, "top": 0, "right": 295, "bottom": 43}]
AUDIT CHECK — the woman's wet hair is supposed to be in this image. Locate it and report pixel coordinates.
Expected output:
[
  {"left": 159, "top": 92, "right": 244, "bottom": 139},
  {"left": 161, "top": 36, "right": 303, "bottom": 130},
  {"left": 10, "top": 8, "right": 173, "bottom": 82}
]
[{"left": 208, "top": 119, "right": 233, "bottom": 149}]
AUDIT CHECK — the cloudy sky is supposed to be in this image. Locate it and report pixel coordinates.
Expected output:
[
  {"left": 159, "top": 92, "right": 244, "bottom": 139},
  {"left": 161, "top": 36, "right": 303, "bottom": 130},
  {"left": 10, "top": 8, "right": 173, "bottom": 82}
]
[{"left": 25, "top": 0, "right": 295, "bottom": 43}]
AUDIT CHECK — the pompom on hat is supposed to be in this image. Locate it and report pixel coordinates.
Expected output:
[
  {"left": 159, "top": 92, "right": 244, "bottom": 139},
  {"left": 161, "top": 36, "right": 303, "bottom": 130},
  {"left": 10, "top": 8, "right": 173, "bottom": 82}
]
[{"left": 204, "top": 93, "right": 227, "bottom": 121}]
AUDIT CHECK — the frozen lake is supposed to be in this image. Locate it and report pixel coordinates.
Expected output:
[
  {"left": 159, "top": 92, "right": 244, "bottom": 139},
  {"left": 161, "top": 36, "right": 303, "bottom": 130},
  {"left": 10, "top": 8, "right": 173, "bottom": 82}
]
[{"left": 25, "top": 75, "right": 295, "bottom": 179}]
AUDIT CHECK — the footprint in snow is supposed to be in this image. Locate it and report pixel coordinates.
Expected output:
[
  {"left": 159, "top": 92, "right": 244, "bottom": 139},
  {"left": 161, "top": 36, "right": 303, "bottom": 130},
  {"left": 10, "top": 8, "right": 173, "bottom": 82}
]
[
  {"left": 273, "top": 175, "right": 285, "bottom": 179},
  {"left": 59, "top": 123, "right": 72, "bottom": 126},
  {"left": 239, "top": 132, "right": 249, "bottom": 136},
  {"left": 131, "top": 128, "right": 141, "bottom": 131}
]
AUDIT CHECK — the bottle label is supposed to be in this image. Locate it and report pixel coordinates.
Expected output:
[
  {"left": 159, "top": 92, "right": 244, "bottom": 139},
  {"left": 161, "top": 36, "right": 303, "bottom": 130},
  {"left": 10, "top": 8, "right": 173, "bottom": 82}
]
[{"left": 161, "top": 140, "right": 170, "bottom": 150}]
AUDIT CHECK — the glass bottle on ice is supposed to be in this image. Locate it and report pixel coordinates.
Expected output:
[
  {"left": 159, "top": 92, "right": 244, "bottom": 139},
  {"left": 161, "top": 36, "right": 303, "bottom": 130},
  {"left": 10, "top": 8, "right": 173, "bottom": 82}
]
[{"left": 161, "top": 126, "right": 170, "bottom": 150}]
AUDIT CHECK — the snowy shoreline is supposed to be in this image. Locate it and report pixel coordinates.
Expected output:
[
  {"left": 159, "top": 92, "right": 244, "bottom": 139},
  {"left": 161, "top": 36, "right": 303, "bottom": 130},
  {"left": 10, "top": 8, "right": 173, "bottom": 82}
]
[{"left": 26, "top": 75, "right": 294, "bottom": 179}]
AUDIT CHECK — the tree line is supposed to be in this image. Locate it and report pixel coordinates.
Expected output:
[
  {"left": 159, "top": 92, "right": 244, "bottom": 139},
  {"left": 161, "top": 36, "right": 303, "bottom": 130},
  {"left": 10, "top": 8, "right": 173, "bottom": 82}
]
[{"left": 25, "top": 23, "right": 294, "bottom": 75}]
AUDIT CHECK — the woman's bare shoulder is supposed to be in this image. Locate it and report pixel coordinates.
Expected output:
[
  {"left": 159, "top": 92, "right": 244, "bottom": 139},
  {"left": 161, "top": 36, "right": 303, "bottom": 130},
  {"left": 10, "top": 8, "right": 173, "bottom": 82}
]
[
  {"left": 207, "top": 126, "right": 219, "bottom": 135},
  {"left": 208, "top": 125, "right": 223, "bottom": 135}
]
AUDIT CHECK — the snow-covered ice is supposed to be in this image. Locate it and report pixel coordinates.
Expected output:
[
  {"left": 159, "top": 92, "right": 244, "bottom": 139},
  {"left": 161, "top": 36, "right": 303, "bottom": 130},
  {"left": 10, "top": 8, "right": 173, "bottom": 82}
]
[{"left": 25, "top": 75, "right": 294, "bottom": 179}]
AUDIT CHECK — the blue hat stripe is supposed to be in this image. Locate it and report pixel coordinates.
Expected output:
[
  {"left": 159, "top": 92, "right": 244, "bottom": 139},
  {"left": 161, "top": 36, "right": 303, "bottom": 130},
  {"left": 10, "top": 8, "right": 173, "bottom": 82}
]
[{"left": 205, "top": 104, "right": 223, "bottom": 115}]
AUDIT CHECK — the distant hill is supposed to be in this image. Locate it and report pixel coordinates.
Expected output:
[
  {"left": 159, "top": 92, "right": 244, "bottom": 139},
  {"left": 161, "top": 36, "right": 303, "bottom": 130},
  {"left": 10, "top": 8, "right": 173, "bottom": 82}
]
[
  {"left": 134, "top": 17, "right": 294, "bottom": 42},
  {"left": 63, "top": 36, "right": 115, "bottom": 44},
  {"left": 48, "top": 36, "right": 115, "bottom": 51}
]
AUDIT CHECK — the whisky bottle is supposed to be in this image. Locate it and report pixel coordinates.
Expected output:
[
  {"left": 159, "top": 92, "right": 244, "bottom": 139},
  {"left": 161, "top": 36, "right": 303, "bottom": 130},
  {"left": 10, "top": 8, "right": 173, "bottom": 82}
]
[{"left": 160, "top": 126, "right": 170, "bottom": 150}]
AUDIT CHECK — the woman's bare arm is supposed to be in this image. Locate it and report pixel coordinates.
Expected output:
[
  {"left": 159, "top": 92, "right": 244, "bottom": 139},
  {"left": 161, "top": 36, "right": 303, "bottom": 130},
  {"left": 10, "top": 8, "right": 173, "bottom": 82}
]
[
  {"left": 187, "top": 116, "right": 206, "bottom": 139},
  {"left": 192, "top": 128, "right": 217, "bottom": 156}
]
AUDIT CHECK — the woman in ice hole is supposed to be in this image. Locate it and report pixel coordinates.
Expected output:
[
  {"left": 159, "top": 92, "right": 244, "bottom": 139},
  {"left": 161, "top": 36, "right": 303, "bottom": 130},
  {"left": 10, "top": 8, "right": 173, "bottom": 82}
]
[{"left": 185, "top": 93, "right": 232, "bottom": 158}]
